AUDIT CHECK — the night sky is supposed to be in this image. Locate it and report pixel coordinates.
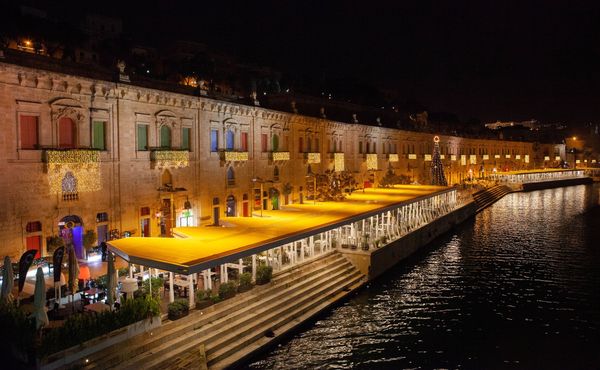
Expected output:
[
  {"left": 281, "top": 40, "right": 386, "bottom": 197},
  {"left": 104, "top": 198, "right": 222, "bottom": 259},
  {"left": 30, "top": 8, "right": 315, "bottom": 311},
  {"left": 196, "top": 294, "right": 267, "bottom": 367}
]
[{"left": 9, "top": 1, "right": 600, "bottom": 126}]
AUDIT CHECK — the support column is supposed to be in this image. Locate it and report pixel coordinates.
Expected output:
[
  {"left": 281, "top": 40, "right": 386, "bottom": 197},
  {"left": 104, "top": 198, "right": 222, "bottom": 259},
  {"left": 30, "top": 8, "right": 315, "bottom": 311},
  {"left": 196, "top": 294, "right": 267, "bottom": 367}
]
[
  {"left": 169, "top": 272, "right": 174, "bottom": 303},
  {"left": 252, "top": 255, "right": 256, "bottom": 281},
  {"left": 188, "top": 274, "right": 194, "bottom": 308}
]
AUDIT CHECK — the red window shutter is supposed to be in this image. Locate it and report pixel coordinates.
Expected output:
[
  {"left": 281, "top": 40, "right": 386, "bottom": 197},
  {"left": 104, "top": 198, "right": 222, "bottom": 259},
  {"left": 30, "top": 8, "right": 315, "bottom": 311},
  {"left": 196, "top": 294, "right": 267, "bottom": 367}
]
[
  {"left": 241, "top": 132, "right": 248, "bottom": 151},
  {"left": 26, "top": 236, "right": 41, "bottom": 258},
  {"left": 261, "top": 134, "right": 267, "bottom": 152},
  {"left": 59, "top": 117, "right": 75, "bottom": 148},
  {"left": 20, "top": 115, "right": 39, "bottom": 149}
]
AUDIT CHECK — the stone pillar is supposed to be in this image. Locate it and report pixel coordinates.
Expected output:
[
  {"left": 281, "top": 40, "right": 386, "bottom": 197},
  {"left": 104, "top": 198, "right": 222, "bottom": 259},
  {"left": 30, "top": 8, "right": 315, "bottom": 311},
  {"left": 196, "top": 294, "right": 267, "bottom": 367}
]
[
  {"left": 188, "top": 274, "right": 194, "bottom": 308},
  {"left": 252, "top": 255, "right": 257, "bottom": 281},
  {"left": 169, "top": 272, "right": 174, "bottom": 303}
]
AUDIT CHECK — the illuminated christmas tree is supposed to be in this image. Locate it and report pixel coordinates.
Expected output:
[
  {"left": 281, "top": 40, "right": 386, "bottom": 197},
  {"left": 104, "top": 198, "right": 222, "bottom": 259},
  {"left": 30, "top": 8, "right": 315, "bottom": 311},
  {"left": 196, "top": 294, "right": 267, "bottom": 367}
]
[{"left": 431, "top": 136, "right": 448, "bottom": 186}]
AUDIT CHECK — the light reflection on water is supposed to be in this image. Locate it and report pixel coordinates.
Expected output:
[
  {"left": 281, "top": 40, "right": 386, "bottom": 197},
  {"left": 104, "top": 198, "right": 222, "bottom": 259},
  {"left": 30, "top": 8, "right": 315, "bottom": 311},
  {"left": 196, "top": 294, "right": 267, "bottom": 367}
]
[{"left": 249, "top": 185, "right": 600, "bottom": 369}]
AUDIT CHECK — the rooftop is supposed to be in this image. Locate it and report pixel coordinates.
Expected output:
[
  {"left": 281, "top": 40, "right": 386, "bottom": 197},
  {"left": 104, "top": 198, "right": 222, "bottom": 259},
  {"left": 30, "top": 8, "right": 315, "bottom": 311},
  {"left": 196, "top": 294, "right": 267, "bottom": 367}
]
[{"left": 108, "top": 185, "right": 448, "bottom": 274}]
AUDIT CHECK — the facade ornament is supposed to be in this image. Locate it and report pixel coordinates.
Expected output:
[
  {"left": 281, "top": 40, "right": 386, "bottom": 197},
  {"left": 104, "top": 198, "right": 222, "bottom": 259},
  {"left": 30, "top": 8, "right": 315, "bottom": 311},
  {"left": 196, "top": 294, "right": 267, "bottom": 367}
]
[{"left": 117, "top": 60, "right": 130, "bottom": 82}]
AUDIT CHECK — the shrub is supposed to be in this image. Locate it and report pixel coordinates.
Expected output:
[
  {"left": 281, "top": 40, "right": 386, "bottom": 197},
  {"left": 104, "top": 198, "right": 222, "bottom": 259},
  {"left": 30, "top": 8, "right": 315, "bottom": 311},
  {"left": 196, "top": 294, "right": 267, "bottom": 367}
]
[
  {"left": 167, "top": 299, "right": 189, "bottom": 320},
  {"left": 39, "top": 295, "right": 160, "bottom": 357},
  {"left": 117, "top": 267, "right": 129, "bottom": 277},
  {"left": 210, "top": 294, "right": 222, "bottom": 304},
  {"left": 142, "top": 277, "right": 164, "bottom": 299},
  {"left": 238, "top": 272, "right": 253, "bottom": 292},
  {"left": 196, "top": 289, "right": 212, "bottom": 301},
  {"left": 255, "top": 265, "right": 273, "bottom": 285},
  {"left": 218, "top": 281, "right": 237, "bottom": 300}
]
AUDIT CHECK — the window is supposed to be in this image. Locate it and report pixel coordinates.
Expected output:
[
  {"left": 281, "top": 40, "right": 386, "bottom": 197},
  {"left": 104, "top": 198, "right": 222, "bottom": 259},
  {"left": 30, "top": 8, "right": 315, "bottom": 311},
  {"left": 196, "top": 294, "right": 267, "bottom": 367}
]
[
  {"left": 181, "top": 127, "right": 191, "bottom": 150},
  {"left": 314, "top": 138, "right": 319, "bottom": 152},
  {"left": 26, "top": 221, "right": 42, "bottom": 233},
  {"left": 96, "top": 212, "right": 108, "bottom": 222},
  {"left": 140, "top": 207, "right": 151, "bottom": 216},
  {"left": 306, "top": 138, "right": 312, "bottom": 152},
  {"left": 58, "top": 117, "right": 76, "bottom": 148},
  {"left": 241, "top": 132, "right": 248, "bottom": 151},
  {"left": 227, "top": 167, "right": 235, "bottom": 186},
  {"left": 160, "top": 125, "right": 171, "bottom": 148},
  {"left": 19, "top": 115, "right": 39, "bottom": 149},
  {"left": 137, "top": 124, "right": 148, "bottom": 151},
  {"left": 261, "top": 133, "right": 268, "bottom": 152},
  {"left": 210, "top": 129, "right": 219, "bottom": 152},
  {"left": 359, "top": 141, "right": 363, "bottom": 154},
  {"left": 92, "top": 121, "right": 106, "bottom": 150},
  {"left": 274, "top": 166, "right": 280, "bottom": 181},
  {"left": 366, "top": 142, "right": 370, "bottom": 153},
  {"left": 298, "top": 137, "right": 303, "bottom": 153},
  {"left": 226, "top": 130, "right": 235, "bottom": 150},
  {"left": 272, "top": 134, "right": 279, "bottom": 151}
]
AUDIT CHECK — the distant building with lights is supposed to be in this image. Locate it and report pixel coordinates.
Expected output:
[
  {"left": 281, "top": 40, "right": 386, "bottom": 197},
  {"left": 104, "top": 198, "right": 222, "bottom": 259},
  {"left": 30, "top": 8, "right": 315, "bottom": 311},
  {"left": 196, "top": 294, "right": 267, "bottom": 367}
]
[{"left": 0, "top": 59, "right": 565, "bottom": 259}]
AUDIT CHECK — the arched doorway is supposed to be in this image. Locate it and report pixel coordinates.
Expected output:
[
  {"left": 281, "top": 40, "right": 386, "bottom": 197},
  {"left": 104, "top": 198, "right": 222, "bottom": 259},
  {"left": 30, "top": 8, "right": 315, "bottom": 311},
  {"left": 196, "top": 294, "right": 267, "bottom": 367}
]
[
  {"left": 226, "top": 195, "right": 236, "bottom": 217},
  {"left": 59, "top": 215, "right": 84, "bottom": 259}
]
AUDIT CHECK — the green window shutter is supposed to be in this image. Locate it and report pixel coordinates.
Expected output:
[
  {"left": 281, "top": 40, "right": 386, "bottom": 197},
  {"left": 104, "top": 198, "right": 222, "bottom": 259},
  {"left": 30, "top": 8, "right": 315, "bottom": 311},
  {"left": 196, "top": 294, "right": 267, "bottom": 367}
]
[
  {"left": 92, "top": 121, "right": 105, "bottom": 150},
  {"left": 160, "top": 126, "right": 171, "bottom": 148},
  {"left": 182, "top": 128, "right": 191, "bottom": 150},
  {"left": 137, "top": 125, "right": 148, "bottom": 151}
]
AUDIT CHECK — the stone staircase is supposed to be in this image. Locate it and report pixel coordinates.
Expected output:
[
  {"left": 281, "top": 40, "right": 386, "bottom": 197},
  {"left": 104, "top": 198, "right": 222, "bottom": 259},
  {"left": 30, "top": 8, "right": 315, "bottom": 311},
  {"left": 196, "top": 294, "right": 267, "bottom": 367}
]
[
  {"left": 81, "top": 251, "right": 365, "bottom": 370},
  {"left": 472, "top": 185, "right": 512, "bottom": 212}
]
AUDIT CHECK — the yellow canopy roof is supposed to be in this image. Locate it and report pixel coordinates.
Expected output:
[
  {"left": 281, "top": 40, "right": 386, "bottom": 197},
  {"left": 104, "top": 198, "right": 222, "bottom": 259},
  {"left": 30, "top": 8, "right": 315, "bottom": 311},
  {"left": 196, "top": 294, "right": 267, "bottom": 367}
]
[{"left": 108, "top": 185, "right": 448, "bottom": 274}]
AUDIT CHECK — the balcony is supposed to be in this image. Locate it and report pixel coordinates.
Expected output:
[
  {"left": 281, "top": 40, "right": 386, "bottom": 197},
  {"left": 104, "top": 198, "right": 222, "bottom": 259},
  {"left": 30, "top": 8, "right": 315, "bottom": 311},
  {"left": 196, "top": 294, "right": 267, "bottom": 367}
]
[
  {"left": 220, "top": 150, "right": 249, "bottom": 163},
  {"left": 151, "top": 149, "right": 189, "bottom": 169},
  {"left": 305, "top": 152, "right": 321, "bottom": 164},
  {"left": 270, "top": 151, "right": 290, "bottom": 161},
  {"left": 387, "top": 153, "right": 399, "bottom": 162}
]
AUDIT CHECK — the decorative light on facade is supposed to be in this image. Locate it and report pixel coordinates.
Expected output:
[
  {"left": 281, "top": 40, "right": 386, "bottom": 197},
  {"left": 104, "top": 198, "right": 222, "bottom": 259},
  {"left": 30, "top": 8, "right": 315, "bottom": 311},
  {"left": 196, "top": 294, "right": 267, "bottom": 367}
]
[
  {"left": 524, "top": 155, "right": 529, "bottom": 163},
  {"left": 153, "top": 150, "right": 190, "bottom": 168},
  {"left": 388, "top": 154, "right": 399, "bottom": 162},
  {"left": 366, "top": 153, "right": 378, "bottom": 170},
  {"left": 272, "top": 152, "right": 290, "bottom": 161},
  {"left": 461, "top": 155, "right": 467, "bottom": 166},
  {"left": 515, "top": 155, "right": 521, "bottom": 160},
  {"left": 334, "top": 153, "right": 345, "bottom": 171},
  {"left": 307, "top": 152, "right": 321, "bottom": 164},
  {"left": 46, "top": 150, "right": 101, "bottom": 193},
  {"left": 469, "top": 155, "right": 477, "bottom": 165},
  {"left": 506, "top": 154, "right": 511, "bottom": 159},
  {"left": 223, "top": 151, "right": 249, "bottom": 162},
  {"left": 408, "top": 154, "right": 417, "bottom": 159},
  {"left": 483, "top": 154, "right": 489, "bottom": 160},
  {"left": 424, "top": 154, "right": 432, "bottom": 161},
  {"left": 440, "top": 154, "right": 445, "bottom": 159},
  {"left": 544, "top": 156, "right": 550, "bottom": 161},
  {"left": 495, "top": 154, "right": 501, "bottom": 159},
  {"left": 555, "top": 156, "right": 561, "bottom": 161},
  {"left": 451, "top": 155, "right": 457, "bottom": 161}
]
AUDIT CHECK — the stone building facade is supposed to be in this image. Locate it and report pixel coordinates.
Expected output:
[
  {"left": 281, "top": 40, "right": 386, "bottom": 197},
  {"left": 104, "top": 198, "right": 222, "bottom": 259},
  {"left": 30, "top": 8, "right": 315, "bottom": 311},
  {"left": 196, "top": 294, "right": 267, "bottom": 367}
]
[{"left": 0, "top": 61, "right": 564, "bottom": 259}]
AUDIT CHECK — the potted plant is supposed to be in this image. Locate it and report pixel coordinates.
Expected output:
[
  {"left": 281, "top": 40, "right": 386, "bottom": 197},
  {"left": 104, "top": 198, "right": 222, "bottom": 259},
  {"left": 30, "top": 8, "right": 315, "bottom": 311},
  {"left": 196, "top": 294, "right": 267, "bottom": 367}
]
[
  {"left": 195, "top": 289, "right": 213, "bottom": 309},
  {"left": 167, "top": 299, "right": 189, "bottom": 320},
  {"left": 218, "top": 281, "right": 237, "bottom": 300},
  {"left": 237, "top": 272, "right": 253, "bottom": 293},
  {"left": 255, "top": 264, "right": 273, "bottom": 285}
]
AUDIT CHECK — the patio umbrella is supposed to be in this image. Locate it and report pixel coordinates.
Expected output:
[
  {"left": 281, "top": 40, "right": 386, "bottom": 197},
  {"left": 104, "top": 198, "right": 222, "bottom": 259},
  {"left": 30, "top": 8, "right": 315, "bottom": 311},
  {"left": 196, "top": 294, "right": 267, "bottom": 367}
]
[
  {"left": 1, "top": 256, "right": 14, "bottom": 302},
  {"left": 106, "top": 253, "right": 116, "bottom": 307},
  {"left": 33, "top": 267, "right": 49, "bottom": 330},
  {"left": 68, "top": 246, "right": 79, "bottom": 311}
]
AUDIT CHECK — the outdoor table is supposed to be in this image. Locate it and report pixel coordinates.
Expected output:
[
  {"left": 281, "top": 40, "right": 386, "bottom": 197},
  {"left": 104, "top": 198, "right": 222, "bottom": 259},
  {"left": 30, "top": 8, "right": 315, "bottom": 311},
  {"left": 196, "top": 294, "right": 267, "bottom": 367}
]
[
  {"left": 84, "top": 302, "right": 111, "bottom": 313},
  {"left": 82, "top": 288, "right": 104, "bottom": 303}
]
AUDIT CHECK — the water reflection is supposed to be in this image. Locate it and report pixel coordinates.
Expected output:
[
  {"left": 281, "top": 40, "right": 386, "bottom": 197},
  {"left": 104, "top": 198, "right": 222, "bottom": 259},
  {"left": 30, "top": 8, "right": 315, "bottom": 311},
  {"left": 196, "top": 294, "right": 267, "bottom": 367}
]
[{"left": 249, "top": 185, "right": 600, "bottom": 369}]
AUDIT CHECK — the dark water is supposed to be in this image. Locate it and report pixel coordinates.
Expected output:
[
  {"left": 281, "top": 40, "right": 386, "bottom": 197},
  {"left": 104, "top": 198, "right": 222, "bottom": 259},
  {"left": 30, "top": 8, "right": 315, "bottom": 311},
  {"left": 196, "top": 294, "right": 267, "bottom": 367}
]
[{"left": 249, "top": 185, "right": 600, "bottom": 370}]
